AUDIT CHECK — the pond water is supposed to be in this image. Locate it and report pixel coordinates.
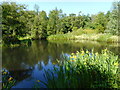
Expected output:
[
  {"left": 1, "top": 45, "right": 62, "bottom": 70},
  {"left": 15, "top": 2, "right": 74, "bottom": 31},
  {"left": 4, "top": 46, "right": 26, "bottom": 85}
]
[{"left": 2, "top": 40, "right": 120, "bottom": 88}]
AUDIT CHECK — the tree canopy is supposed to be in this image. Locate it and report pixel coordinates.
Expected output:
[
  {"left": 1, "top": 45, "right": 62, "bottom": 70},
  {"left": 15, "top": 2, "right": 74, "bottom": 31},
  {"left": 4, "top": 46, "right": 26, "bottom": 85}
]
[{"left": 1, "top": 1, "right": 119, "bottom": 45}]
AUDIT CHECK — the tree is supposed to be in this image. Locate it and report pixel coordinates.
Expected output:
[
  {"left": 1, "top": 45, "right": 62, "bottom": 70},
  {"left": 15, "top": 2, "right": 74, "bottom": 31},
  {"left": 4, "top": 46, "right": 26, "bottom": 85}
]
[
  {"left": 105, "top": 1, "right": 120, "bottom": 35},
  {"left": 93, "top": 12, "right": 108, "bottom": 33},
  {"left": 24, "top": 10, "right": 36, "bottom": 37},
  {"left": 38, "top": 11, "right": 48, "bottom": 39},
  {"left": 31, "top": 15, "right": 40, "bottom": 39},
  {"left": 1, "top": 2, "right": 27, "bottom": 44},
  {"left": 47, "top": 8, "right": 62, "bottom": 35},
  {"left": 30, "top": 10, "right": 48, "bottom": 39},
  {"left": 34, "top": 4, "right": 39, "bottom": 15}
]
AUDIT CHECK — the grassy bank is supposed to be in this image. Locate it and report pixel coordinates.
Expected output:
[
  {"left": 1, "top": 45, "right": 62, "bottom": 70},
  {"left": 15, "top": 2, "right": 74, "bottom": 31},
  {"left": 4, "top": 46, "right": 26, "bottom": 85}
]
[
  {"left": 47, "top": 29, "right": 120, "bottom": 43},
  {"left": 41, "top": 49, "right": 120, "bottom": 88},
  {"left": 75, "top": 34, "right": 119, "bottom": 43}
]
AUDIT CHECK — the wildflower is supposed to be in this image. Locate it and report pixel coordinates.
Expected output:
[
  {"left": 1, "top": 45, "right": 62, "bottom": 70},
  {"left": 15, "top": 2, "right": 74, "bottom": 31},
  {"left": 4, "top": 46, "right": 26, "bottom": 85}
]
[
  {"left": 81, "top": 50, "right": 84, "bottom": 56},
  {"left": 86, "top": 50, "right": 89, "bottom": 54},
  {"left": 73, "top": 55, "right": 77, "bottom": 59},
  {"left": 69, "top": 60, "right": 72, "bottom": 62},
  {"left": 70, "top": 56, "right": 73, "bottom": 58},
  {"left": 3, "top": 71, "right": 7, "bottom": 75},
  {"left": 8, "top": 77, "right": 13, "bottom": 81},
  {"left": 95, "top": 52, "right": 98, "bottom": 56},
  {"left": 104, "top": 48, "right": 107, "bottom": 52},
  {"left": 84, "top": 58, "right": 87, "bottom": 61},
  {"left": 36, "top": 80, "right": 40, "bottom": 82},
  {"left": 52, "top": 63, "right": 56, "bottom": 65},
  {"left": 114, "top": 62, "right": 119, "bottom": 66},
  {"left": 71, "top": 53, "right": 74, "bottom": 55},
  {"left": 76, "top": 51, "right": 79, "bottom": 54},
  {"left": 56, "top": 60, "right": 60, "bottom": 63},
  {"left": 92, "top": 49, "right": 94, "bottom": 53},
  {"left": 70, "top": 60, "right": 74, "bottom": 62},
  {"left": 96, "top": 60, "right": 98, "bottom": 62},
  {"left": 81, "top": 50, "right": 84, "bottom": 54},
  {"left": 103, "top": 52, "right": 107, "bottom": 56},
  {"left": 84, "top": 62, "right": 87, "bottom": 65},
  {"left": 72, "top": 60, "right": 74, "bottom": 62},
  {"left": 92, "top": 57, "right": 94, "bottom": 60},
  {"left": 74, "top": 60, "right": 76, "bottom": 62}
]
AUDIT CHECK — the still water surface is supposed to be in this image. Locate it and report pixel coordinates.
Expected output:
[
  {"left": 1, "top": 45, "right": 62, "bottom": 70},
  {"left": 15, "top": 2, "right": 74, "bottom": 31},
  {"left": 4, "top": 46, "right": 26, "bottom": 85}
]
[{"left": 2, "top": 40, "right": 119, "bottom": 88}]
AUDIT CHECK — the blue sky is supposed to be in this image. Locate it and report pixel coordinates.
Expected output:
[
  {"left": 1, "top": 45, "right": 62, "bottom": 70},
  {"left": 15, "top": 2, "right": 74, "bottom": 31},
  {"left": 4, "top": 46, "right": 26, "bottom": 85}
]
[
  {"left": 18, "top": 2, "right": 113, "bottom": 15},
  {"left": 4, "top": 0, "right": 114, "bottom": 16}
]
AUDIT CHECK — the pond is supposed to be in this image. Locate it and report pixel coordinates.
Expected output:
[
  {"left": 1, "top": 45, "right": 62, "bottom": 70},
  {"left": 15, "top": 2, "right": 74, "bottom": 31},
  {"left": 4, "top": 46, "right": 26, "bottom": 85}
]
[{"left": 2, "top": 40, "right": 120, "bottom": 88}]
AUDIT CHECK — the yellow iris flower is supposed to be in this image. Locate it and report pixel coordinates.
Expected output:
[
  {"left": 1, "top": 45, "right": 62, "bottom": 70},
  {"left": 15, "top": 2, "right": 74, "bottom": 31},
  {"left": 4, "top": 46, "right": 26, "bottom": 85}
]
[
  {"left": 114, "top": 62, "right": 119, "bottom": 66},
  {"left": 73, "top": 56, "right": 77, "bottom": 59},
  {"left": 37, "top": 80, "right": 40, "bottom": 82},
  {"left": 8, "top": 77, "right": 13, "bottom": 81},
  {"left": 3, "top": 72, "right": 7, "bottom": 75},
  {"left": 71, "top": 53, "right": 74, "bottom": 55},
  {"left": 95, "top": 52, "right": 98, "bottom": 56},
  {"left": 86, "top": 50, "right": 89, "bottom": 53}
]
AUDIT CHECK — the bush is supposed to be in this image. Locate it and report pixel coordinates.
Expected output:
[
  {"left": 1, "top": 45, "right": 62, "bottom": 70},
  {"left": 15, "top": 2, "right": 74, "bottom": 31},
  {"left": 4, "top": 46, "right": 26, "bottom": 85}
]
[
  {"left": 47, "top": 34, "right": 76, "bottom": 40},
  {"left": 97, "top": 34, "right": 111, "bottom": 42},
  {"left": 72, "top": 27, "right": 78, "bottom": 31},
  {"left": 41, "top": 49, "right": 119, "bottom": 88},
  {"left": 3, "top": 35, "right": 20, "bottom": 45}
]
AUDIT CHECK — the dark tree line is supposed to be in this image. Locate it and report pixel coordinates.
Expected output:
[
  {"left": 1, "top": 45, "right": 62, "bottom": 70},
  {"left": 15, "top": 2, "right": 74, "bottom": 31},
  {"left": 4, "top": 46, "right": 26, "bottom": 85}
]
[{"left": 1, "top": 1, "right": 119, "bottom": 45}]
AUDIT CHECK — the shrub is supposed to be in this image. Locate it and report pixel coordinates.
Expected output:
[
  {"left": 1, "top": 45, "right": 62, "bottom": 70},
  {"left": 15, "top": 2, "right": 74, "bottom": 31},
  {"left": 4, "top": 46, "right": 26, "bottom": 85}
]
[
  {"left": 97, "top": 34, "right": 112, "bottom": 42},
  {"left": 41, "top": 49, "right": 119, "bottom": 88}
]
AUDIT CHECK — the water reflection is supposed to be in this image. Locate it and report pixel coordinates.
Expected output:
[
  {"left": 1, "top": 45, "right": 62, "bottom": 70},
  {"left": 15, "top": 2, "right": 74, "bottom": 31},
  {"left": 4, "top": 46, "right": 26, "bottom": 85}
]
[{"left": 2, "top": 40, "right": 119, "bottom": 88}]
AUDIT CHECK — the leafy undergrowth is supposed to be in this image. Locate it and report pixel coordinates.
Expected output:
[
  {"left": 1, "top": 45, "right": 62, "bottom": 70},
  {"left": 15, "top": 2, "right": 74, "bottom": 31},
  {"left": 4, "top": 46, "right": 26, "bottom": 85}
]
[
  {"left": 47, "top": 29, "right": 119, "bottom": 43},
  {"left": 41, "top": 49, "right": 120, "bottom": 88},
  {"left": 2, "top": 70, "right": 16, "bottom": 89}
]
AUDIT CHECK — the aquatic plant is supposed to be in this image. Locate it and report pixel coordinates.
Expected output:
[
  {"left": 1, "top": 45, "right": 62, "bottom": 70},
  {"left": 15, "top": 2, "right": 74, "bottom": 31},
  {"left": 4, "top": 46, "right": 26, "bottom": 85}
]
[
  {"left": 41, "top": 49, "right": 120, "bottom": 88},
  {"left": 2, "top": 70, "right": 16, "bottom": 89}
]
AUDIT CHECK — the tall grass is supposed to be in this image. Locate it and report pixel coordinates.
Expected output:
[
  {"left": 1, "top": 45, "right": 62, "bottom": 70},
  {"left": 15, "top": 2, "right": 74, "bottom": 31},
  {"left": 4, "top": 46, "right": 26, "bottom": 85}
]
[
  {"left": 47, "top": 29, "right": 119, "bottom": 43},
  {"left": 70, "top": 29, "right": 98, "bottom": 35},
  {"left": 48, "top": 34, "right": 119, "bottom": 43},
  {"left": 41, "top": 49, "right": 120, "bottom": 88},
  {"left": 2, "top": 70, "right": 16, "bottom": 89},
  {"left": 47, "top": 34, "right": 76, "bottom": 40}
]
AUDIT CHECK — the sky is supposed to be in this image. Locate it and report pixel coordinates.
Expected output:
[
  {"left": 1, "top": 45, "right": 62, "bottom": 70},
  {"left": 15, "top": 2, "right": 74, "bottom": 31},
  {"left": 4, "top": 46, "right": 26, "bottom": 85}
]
[{"left": 1, "top": 0, "right": 117, "bottom": 16}]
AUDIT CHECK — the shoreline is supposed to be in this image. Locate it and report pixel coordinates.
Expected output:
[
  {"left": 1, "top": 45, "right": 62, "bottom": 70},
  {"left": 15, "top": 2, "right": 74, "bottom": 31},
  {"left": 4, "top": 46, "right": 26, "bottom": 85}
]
[
  {"left": 47, "top": 33, "right": 120, "bottom": 43},
  {"left": 1, "top": 33, "right": 120, "bottom": 47}
]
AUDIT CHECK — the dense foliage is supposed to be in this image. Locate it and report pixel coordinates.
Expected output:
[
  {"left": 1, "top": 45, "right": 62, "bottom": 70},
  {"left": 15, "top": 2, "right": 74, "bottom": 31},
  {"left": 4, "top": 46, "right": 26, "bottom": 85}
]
[
  {"left": 105, "top": 2, "right": 120, "bottom": 35},
  {"left": 1, "top": 1, "right": 120, "bottom": 45},
  {"left": 2, "top": 70, "right": 16, "bottom": 89},
  {"left": 41, "top": 49, "right": 120, "bottom": 88}
]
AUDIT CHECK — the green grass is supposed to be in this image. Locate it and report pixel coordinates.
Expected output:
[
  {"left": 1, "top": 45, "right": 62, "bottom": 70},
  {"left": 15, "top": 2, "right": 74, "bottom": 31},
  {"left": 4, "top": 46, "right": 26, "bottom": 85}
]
[
  {"left": 70, "top": 29, "right": 98, "bottom": 35},
  {"left": 47, "top": 29, "right": 119, "bottom": 43},
  {"left": 47, "top": 34, "right": 76, "bottom": 40},
  {"left": 41, "top": 49, "right": 120, "bottom": 88}
]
